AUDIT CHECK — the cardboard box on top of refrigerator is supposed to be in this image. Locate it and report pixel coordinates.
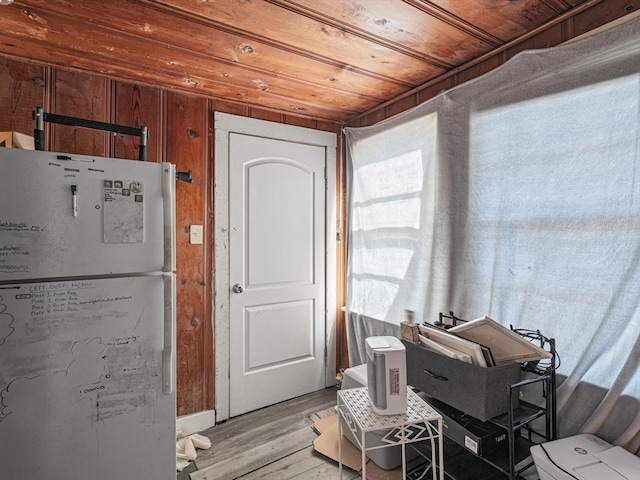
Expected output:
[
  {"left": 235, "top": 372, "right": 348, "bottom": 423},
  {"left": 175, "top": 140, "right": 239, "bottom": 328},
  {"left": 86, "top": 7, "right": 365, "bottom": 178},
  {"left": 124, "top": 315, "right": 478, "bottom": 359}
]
[{"left": 0, "top": 131, "right": 34, "bottom": 149}]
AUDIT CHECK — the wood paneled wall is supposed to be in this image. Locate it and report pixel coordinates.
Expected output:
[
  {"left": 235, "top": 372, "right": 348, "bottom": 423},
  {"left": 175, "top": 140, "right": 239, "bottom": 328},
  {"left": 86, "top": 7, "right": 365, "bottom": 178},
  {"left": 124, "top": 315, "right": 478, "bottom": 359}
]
[{"left": 0, "top": 57, "right": 344, "bottom": 416}]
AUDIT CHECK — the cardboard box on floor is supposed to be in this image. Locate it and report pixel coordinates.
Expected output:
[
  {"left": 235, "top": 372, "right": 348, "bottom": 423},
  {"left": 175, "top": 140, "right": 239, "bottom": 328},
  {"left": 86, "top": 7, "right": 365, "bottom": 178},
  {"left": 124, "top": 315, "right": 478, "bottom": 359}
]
[{"left": 311, "top": 415, "right": 403, "bottom": 480}]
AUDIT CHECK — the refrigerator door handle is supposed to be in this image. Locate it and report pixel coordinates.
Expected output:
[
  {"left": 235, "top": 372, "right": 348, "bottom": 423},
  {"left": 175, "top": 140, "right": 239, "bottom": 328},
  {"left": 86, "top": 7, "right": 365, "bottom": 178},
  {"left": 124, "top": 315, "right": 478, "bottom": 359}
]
[
  {"left": 163, "top": 273, "right": 176, "bottom": 395},
  {"left": 162, "top": 162, "right": 177, "bottom": 272}
]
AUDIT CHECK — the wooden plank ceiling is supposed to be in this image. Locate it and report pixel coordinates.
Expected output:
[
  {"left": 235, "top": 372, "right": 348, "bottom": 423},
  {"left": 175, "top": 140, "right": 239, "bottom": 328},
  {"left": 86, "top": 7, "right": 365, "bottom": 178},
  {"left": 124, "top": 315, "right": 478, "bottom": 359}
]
[{"left": 0, "top": 0, "right": 597, "bottom": 123}]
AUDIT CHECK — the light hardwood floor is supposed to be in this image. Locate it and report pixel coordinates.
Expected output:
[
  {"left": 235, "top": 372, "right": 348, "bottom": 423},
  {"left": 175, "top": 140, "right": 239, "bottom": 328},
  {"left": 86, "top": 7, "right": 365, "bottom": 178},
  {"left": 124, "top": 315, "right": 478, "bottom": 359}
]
[
  {"left": 179, "top": 387, "right": 362, "bottom": 480},
  {"left": 176, "top": 387, "right": 538, "bottom": 480}
]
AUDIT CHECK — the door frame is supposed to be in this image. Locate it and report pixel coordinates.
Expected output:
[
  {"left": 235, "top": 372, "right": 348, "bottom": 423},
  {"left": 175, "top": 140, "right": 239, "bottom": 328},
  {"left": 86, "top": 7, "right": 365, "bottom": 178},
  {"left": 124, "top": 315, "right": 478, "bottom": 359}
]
[{"left": 213, "top": 112, "right": 337, "bottom": 422}]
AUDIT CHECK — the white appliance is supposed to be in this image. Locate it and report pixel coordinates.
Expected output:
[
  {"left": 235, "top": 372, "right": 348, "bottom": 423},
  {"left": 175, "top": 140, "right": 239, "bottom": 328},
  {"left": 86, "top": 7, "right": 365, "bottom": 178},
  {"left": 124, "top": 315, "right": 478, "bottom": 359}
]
[
  {"left": 365, "top": 336, "right": 407, "bottom": 415},
  {"left": 0, "top": 148, "right": 176, "bottom": 480},
  {"left": 530, "top": 433, "right": 640, "bottom": 480}
]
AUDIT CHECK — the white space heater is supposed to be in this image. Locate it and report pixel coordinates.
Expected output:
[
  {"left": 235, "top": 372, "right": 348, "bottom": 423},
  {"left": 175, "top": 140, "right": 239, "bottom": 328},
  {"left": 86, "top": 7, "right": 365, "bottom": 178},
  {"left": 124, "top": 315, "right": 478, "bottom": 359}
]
[{"left": 365, "top": 336, "right": 407, "bottom": 415}]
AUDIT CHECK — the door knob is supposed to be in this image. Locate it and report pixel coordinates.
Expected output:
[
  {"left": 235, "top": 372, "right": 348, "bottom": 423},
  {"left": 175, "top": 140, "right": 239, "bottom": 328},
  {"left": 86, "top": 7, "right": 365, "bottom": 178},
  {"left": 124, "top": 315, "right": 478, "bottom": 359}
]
[{"left": 233, "top": 284, "right": 244, "bottom": 294}]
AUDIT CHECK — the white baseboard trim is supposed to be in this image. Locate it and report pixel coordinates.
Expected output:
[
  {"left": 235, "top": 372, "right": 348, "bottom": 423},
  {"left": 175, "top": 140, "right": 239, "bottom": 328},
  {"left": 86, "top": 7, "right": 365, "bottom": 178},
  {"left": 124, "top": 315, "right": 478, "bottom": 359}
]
[{"left": 176, "top": 409, "right": 216, "bottom": 436}]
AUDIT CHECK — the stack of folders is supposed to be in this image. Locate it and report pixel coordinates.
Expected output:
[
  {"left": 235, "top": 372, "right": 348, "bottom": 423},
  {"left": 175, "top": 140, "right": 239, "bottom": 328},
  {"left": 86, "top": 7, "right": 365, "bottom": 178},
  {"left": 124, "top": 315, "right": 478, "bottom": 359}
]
[{"left": 418, "top": 316, "right": 552, "bottom": 368}]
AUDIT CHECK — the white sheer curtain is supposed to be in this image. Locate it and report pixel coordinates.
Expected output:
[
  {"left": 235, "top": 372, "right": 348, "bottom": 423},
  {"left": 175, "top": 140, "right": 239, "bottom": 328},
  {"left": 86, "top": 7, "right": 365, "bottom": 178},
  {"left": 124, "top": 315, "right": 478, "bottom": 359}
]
[{"left": 344, "top": 16, "right": 640, "bottom": 452}]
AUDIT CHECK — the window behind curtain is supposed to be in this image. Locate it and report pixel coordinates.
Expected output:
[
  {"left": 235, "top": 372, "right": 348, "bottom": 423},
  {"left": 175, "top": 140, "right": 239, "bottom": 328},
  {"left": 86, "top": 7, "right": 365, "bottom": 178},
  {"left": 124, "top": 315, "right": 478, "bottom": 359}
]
[
  {"left": 345, "top": 17, "right": 640, "bottom": 452},
  {"left": 347, "top": 113, "right": 438, "bottom": 323}
]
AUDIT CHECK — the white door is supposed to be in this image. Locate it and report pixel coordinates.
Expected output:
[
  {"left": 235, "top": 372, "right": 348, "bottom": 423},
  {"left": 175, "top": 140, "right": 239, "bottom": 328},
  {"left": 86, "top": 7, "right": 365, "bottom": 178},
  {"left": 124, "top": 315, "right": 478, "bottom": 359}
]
[
  {"left": 229, "top": 134, "right": 326, "bottom": 416},
  {"left": 214, "top": 112, "right": 337, "bottom": 420}
]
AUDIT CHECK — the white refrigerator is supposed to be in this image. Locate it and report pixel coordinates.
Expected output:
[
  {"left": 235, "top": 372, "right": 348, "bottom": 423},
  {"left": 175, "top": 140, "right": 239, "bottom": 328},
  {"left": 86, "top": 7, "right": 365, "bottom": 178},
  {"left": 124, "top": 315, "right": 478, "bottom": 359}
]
[{"left": 0, "top": 148, "right": 176, "bottom": 480}]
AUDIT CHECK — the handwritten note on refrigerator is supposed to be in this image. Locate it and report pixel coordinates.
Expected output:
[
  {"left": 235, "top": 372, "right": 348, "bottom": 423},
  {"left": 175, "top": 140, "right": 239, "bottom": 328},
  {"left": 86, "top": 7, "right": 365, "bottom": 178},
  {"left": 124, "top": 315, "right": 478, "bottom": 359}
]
[{"left": 103, "top": 180, "right": 144, "bottom": 243}]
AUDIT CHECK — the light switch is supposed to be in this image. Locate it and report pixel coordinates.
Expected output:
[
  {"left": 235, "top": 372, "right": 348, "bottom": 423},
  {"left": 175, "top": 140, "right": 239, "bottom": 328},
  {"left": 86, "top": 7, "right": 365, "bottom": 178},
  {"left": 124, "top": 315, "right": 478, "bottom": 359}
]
[{"left": 190, "top": 225, "right": 203, "bottom": 244}]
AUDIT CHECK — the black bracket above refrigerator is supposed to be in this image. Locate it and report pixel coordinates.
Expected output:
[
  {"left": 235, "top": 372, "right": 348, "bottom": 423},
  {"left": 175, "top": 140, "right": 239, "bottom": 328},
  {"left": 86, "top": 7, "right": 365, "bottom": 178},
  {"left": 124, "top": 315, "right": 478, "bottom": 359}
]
[{"left": 33, "top": 106, "right": 148, "bottom": 161}]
